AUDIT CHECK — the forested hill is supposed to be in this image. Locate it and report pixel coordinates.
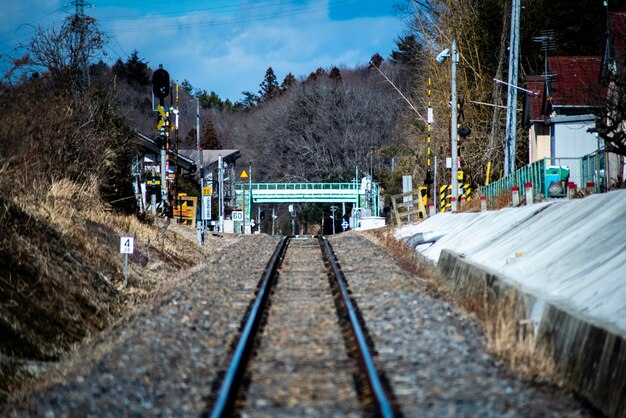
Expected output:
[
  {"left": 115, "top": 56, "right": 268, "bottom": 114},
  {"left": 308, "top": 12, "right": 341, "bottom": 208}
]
[{"left": 110, "top": 51, "right": 421, "bottom": 191}]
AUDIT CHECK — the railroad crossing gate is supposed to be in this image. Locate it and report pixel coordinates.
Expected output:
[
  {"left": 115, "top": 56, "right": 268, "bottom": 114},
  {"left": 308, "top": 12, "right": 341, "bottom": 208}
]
[{"left": 439, "top": 184, "right": 472, "bottom": 212}]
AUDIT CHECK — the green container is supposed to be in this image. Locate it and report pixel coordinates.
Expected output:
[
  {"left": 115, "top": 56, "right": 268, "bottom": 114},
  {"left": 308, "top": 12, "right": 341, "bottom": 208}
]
[{"left": 545, "top": 166, "right": 569, "bottom": 180}]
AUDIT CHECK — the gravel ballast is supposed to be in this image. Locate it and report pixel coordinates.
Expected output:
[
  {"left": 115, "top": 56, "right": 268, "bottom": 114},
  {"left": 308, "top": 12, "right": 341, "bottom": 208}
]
[
  {"left": 4, "top": 231, "right": 596, "bottom": 417},
  {"left": 329, "top": 232, "right": 594, "bottom": 417}
]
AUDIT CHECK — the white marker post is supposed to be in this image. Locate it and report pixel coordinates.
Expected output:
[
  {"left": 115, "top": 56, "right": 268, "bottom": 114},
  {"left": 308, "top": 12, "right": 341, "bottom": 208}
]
[{"left": 120, "top": 236, "right": 134, "bottom": 288}]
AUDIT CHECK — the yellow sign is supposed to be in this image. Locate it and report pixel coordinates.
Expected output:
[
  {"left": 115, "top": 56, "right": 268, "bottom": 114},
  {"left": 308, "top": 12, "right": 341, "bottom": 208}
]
[
  {"left": 158, "top": 105, "right": 166, "bottom": 118},
  {"left": 203, "top": 186, "right": 212, "bottom": 196},
  {"left": 157, "top": 119, "right": 165, "bottom": 130},
  {"left": 240, "top": 170, "right": 249, "bottom": 179}
]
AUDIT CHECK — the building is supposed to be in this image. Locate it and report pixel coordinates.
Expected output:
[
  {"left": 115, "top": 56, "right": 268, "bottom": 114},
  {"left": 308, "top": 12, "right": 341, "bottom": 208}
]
[
  {"left": 523, "top": 10, "right": 626, "bottom": 189},
  {"left": 179, "top": 149, "right": 242, "bottom": 218},
  {"left": 524, "top": 56, "right": 605, "bottom": 164},
  {"left": 133, "top": 132, "right": 196, "bottom": 212}
]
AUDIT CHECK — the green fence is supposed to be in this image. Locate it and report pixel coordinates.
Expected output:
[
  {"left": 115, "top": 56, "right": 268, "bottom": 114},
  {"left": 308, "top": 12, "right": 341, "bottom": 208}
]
[
  {"left": 479, "top": 159, "right": 545, "bottom": 202},
  {"left": 479, "top": 155, "right": 603, "bottom": 202}
]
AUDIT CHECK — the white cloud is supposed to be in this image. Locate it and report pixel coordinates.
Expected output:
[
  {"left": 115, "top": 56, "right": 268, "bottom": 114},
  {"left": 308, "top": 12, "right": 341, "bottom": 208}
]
[
  {"left": 154, "top": 11, "right": 400, "bottom": 101},
  {"left": 3, "top": 0, "right": 403, "bottom": 102}
]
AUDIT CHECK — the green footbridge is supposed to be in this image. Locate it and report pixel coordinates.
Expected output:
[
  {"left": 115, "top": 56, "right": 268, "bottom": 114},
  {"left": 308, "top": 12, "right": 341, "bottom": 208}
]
[{"left": 235, "top": 182, "right": 380, "bottom": 216}]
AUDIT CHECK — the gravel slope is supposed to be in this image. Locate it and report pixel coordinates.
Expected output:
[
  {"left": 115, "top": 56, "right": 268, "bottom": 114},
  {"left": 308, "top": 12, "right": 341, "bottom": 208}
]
[
  {"left": 3, "top": 231, "right": 595, "bottom": 417},
  {"left": 329, "top": 232, "right": 594, "bottom": 418},
  {"left": 3, "top": 234, "right": 279, "bottom": 417}
]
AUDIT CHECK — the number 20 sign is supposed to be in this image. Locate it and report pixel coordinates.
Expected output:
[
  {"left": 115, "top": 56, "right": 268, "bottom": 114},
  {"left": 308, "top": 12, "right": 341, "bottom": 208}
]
[{"left": 120, "top": 237, "right": 134, "bottom": 254}]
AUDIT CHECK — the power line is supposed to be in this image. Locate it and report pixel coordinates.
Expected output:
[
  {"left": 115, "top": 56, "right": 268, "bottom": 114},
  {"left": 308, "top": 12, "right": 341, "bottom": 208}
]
[{"left": 94, "top": 0, "right": 371, "bottom": 31}]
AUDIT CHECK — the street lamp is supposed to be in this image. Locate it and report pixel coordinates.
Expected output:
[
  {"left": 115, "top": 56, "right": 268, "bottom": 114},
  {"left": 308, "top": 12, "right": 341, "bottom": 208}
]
[{"left": 437, "top": 38, "right": 459, "bottom": 212}]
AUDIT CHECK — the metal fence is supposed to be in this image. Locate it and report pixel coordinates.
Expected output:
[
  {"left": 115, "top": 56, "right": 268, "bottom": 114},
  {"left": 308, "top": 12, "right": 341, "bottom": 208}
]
[
  {"left": 479, "top": 159, "right": 545, "bottom": 202},
  {"left": 581, "top": 151, "right": 606, "bottom": 193},
  {"left": 479, "top": 154, "right": 605, "bottom": 202}
]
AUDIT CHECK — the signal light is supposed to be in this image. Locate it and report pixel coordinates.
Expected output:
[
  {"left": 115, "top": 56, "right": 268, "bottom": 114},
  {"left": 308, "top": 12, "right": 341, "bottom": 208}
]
[{"left": 152, "top": 67, "right": 170, "bottom": 99}]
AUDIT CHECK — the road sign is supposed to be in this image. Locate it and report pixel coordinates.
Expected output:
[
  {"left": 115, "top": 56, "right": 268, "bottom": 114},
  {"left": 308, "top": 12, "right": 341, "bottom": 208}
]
[
  {"left": 341, "top": 220, "right": 349, "bottom": 230},
  {"left": 120, "top": 237, "right": 134, "bottom": 254},
  {"left": 232, "top": 211, "right": 244, "bottom": 221},
  {"left": 202, "top": 196, "right": 211, "bottom": 220},
  {"left": 240, "top": 170, "right": 248, "bottom": 179},
  {"left": 203, "top": 186, "right": 212, "bottom": 196}
]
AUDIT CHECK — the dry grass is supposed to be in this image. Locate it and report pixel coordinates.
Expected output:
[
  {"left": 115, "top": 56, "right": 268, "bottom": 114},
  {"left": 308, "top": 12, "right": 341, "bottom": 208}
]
[
  {"left": 458, "top": 191, "right": 481, "bottom": 212},
  {"left": 0, "top": 178, "right": 208, "bottom": 404},
  {"left": 367, "top": 227, "right": 446, "bottom": 299},
  {"left": 367, "top": 227, "right": 559, "bottom": 384},
  {"left": 457, "top": 287, "right": 558, "bottom": 382}
]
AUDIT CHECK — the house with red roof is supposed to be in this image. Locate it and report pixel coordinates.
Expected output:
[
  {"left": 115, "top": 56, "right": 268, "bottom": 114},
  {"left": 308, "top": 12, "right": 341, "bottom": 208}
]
[
  {"left": 524, "top": 10, "right": 626, "bottom": 189},
  {"left": 523, "top": 56, "right": 605, "bottom": 164}
]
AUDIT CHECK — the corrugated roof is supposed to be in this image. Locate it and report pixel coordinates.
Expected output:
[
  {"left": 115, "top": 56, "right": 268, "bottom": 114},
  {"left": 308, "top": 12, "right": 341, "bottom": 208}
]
[
  {"left": 524, "top": 57, "right": 604, "bottom": 122},
  {"left": 524, "top": 75, "right": 545, "bottom": 123},
  {"left": 547, "top": 56, "right": 604, "bottom": 108}
]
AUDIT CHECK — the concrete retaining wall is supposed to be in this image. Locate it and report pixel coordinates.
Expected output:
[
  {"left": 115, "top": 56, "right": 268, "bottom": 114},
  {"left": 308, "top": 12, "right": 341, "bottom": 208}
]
[
  {"left": 397, "top": 190, "right": 626, "bottom": 417},
  {"left": 438, "top": 249, "right": 626, "bottom": 417}
]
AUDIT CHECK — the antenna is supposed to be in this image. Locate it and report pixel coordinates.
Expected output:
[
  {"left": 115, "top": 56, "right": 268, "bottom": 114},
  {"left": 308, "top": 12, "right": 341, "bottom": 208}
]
[
  {"left": 533, "top": 30, "right": 556, "bottom": 81},
  {"left": 66, "top": 0, "right": 93, "bottom": 87}
]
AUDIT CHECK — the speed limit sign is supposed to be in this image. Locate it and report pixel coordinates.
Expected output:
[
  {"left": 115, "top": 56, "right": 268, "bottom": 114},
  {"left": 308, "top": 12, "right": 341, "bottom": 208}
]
[{"left": 232, "top": 211, "right": 244, "bottom": 221}]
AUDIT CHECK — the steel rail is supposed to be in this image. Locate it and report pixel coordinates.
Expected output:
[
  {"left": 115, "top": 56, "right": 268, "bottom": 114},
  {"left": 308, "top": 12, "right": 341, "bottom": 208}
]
[
  {"left": 320, "top": 237, "right": 396, "bottom": 418},
  {"left": 208, "top": 236, "right": 289, "bottom": 418}
]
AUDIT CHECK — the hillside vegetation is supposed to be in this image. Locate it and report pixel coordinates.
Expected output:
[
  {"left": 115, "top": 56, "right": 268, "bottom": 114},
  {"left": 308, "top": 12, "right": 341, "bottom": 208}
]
[{"left": 1, "top": 0, "right": 624, "bottom": 404}]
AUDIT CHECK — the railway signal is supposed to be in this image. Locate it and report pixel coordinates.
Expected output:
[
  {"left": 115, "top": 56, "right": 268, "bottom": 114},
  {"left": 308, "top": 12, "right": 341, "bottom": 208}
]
[{"left": 152, "top": 66, "right": 170, "bottom": 101}]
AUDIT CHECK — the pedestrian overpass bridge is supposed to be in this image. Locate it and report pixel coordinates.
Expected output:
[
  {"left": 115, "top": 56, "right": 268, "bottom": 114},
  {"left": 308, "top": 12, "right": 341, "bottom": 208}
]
[{"left": 235, "top": 182, "right": 380, "bottom": 213}]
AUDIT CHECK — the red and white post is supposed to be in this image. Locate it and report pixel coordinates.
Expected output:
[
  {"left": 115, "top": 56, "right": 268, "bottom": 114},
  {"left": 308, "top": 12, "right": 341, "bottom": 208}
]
[
  {"left": 525, "top": 182, "right": 534, "bottom": 205},
  {"left": 512, "top": 186, "right": 520, "bottom": 206},
  {"left": 567, "top": 182, "right": 577, "bottom": 199}
]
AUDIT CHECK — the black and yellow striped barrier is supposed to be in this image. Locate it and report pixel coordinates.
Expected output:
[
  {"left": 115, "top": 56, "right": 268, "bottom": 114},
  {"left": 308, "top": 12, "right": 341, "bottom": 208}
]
[{"left": 439, "top": 184, "right": 472, "bottom": 212}]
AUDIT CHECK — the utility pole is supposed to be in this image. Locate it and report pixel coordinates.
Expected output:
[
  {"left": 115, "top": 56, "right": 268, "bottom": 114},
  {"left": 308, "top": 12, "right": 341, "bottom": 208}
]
[
  {"left": 450, "top": 38, "right": 459, "bottom": 212},
  {"left": 242, "top": 177, "right": 246, "bottom": 234},
  {"left": 218, "top": 154, "right": 224, "bottom": 232},
  {"left": 173, "top": 83, "right": 180, "bottom": 222},
  {"left": 248, "top": 161, "right": 252, "bottom": 228},
  {"left": 197, "top": 97, "right": 206, "bottom": 229},
  {"left": 425, "top": 77, "right": 433, "bottom": 196},
  {"left": 70, "top": 0, "right": 91, "bottom": 87},
  {"left": 504, "top": 0, "right": 521, "bottom": 176}
]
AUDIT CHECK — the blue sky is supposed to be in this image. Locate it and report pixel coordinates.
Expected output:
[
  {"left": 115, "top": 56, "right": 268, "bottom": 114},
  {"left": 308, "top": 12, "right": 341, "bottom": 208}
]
[{"left": 0, "top": 0, "right": 407, "bottom": 101}]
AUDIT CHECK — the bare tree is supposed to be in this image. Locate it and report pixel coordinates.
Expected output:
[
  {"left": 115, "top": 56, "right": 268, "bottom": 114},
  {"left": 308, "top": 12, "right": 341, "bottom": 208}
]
[
  {"left": 589, "top": 76, "right": 626, "bottom": 157},
  {"left": 24, "top": 14, "right": 107, "bottom": 90},
  {"left": 213, "top": 67, "right": 405, "bottom": 183}
]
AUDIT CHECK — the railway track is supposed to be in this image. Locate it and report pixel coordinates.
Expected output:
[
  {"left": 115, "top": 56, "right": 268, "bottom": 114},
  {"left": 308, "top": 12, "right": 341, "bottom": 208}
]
[{"left": 206, "top": 235, "right": 397, "bottom": 418}]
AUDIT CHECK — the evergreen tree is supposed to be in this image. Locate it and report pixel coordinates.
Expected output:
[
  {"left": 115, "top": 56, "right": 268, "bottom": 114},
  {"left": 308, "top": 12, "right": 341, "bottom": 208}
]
[
  {"left": 329, "top": 66, "right": 342, "bottom": 81},
  {"left": 180, "top": 79, "right": 193, "bottom": 92},
  {"left": 281, "top": 72, "right": 297, "bottom": 91},
  {"left": 390, "top": 34, "right": 422, "bottom": 67},
  {"left": 112, "top": 50, "right": 150, "bottom": 87},
  {"left": 196, "top": 89, "right": 224, "bottom": 109},
  {"left": 240, "top": 91, "right": 259, "bottom": 109},
  {"left": 369, "top": 53, "right": 384, "bottom": 68},
  {"left": 259, "top": 67, "right": 280, "bottom": 102},
  {"left": 201, "top": 120, "right": 221, "bottom": 149}
]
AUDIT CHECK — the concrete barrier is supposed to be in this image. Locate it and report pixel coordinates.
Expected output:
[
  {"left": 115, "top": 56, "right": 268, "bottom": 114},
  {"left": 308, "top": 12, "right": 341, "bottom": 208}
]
[
  {"left": 438, "top": 249, "right": 626, "bottom": 417},
  {"left": 396, "top": 190, "right": 626, "bottom": 417}
]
